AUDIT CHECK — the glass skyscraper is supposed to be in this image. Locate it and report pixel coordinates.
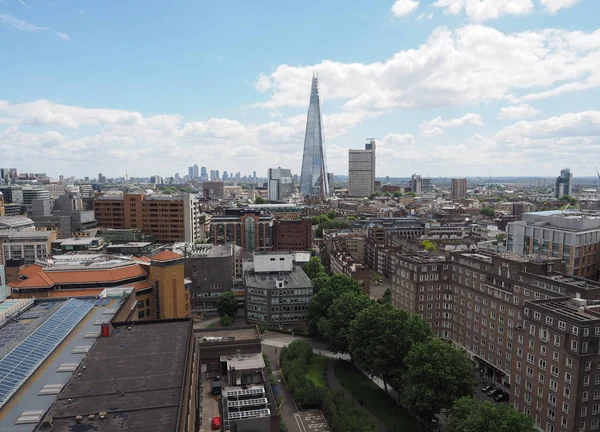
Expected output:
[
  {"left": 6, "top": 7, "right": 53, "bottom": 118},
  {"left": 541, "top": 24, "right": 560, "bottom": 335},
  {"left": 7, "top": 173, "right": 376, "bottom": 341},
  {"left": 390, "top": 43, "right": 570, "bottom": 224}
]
[{"left": 299, "top": 75, "right": 330, "bottom": 200}]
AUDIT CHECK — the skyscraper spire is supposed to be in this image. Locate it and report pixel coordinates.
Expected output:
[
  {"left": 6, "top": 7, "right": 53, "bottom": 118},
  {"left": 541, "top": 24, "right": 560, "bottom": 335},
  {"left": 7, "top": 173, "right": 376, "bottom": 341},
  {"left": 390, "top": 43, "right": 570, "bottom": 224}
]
[{"left": 299, "top": 75, "right": 329, "bottom": 200}]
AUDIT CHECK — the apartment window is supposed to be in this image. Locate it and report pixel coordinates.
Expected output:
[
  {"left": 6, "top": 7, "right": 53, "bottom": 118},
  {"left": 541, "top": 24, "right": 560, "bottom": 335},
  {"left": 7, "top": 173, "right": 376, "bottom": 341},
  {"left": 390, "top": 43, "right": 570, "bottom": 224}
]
[
  {"left": 558, "top": 321, "right": 566, "bottom": 331},
  {"left": 565, "top": 372, "right": 572, "bottom": 384},
  {"left": 592, "top": 419, "right": 599, "bottom": 431},
  {"left": 539, "top": 359, "right": 546, "bottom": 371},
  {"left": 554, "top": 335, "right": 561, "bottom": 346},
  {"left": 553, "top": 351, "right": 559, "bottom": 362},
  {"left": 548, "top": 394, "right": 557, "bottom": 407},
  {"left": 582, "top": 407, "right": 588, "bottom": 417},
  {"left": 562, "top": 418, "right": 568, "bottom": 429},
  {"left": 550, "top": 380, "right": 558, "bottom": 391},
  {"left": 573, "top": 326, "right": 579, "bottom": 336},
  {"left": 567, "top": 357, "right": 573, "bottom": 369},
  {"left": 583, "top": 391, "right": 589, "bottom": 402},
  {"left": 548, "top": 408, "right": 555, "bottom": 420},
  {"left": 563, "top": 402, "right": 569, "bottom": 414},
  {"left": 564, "top": 387, "right": 570, "bottom": 399}
]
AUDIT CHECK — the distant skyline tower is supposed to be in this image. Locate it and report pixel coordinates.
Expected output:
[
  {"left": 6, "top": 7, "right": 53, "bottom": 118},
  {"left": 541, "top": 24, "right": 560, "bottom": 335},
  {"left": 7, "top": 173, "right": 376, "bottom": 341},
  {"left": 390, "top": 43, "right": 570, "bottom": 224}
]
[{"left": 300, "top": 74, "right": 329, "bottom": 200}]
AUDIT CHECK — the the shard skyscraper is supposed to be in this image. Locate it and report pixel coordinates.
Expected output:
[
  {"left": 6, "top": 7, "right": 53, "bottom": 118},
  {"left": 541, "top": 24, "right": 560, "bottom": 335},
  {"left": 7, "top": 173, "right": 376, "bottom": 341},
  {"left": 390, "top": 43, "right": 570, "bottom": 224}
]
[{"left": 299, "top": 75, "right": 330, "bottom": 200}]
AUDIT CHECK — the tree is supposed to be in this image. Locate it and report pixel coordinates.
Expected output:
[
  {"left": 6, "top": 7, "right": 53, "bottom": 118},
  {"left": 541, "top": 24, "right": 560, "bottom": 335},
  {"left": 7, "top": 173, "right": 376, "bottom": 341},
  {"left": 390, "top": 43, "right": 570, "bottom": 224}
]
[
  {"left": 326, "top": 209, "right": 337, "bottom": 220},
  {"left": 219, "top": 314, "right": 233, "bottom": 327},
  {"left": 255, "top": 196, "right": 267, "bottom": 204},
  {"left": 401, "top": 339, "right": 474, "bottom": 422},
  {"left": 318, "top": 292, "right": 373, "bottom": 356},
  {"left": 446, "top": 397, "right": 537, "bottom": 432},
  {"left": 349, "top": 303, "right": 431, "bottom": 392},
  {"left": 393, "top": 191, "right": 403, "bottom": 197},
  {"left": 421, "top": 240, "right": 437, "bottom": 252},
  {"left": 304, "top": 256, "right": 325, "bottom": 280},
  {"left": 480, "top": 206, "right": 495, "bottom": 217},
  {"left": 378, "top": 288, "right": 391, "bottom": 304},
  {"left": 217, "top": 291, "right": 238, "bottom": 318},
  {"left": 311, "top": 273, "right": 330, "bottom": 293},
  {"left": 307, "top": 274, "right": 361, "bottom": 336},
  {"left": 406, "top": 192, "right": 417, "bottom": 198}
]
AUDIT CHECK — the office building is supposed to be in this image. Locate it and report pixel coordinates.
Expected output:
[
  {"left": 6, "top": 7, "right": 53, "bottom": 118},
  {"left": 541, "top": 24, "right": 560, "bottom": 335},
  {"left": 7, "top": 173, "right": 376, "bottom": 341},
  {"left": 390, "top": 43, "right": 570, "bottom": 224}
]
[
  {"left": 0, "top": 185, "right": 23, "bottom": 205},
  {"left": 0, "top": 192, "right": 4, "bottom": 217},
  {"left": 299, "top": 75, "right": 330, "bottom": 200},
  {"left": 209, "top": 209, "right": 273, "bottom": 252},
  {"left": 94, "top": 192, "right": 203, "bottom": 243},
  {"left": 202, "top": 181, "right": 224, "bottom": 199},
  {"left": 0, "top": 263, "right": 7, "bottom": 300},
  {"left": 188, "top": 166, "right": 194, "bottom": 178},
  {"left": 193, "top": 164, "right": 199, "bottom": 179},
  {"left": 555, "top": 168, "right": 573, "bottom": 198},
  {"left": 390, "top": 250, "right": 600, "bottom": 432},
  {"left": 244, "top": 252, "right": 314, "bottom": 325},
  {"left": 21, "top": 186, "right": 50, "bottom": 211},
  {"left": 411, "top": 174, "right": 422, "bottom": 195},
  {"left": 267, "top": 168, "right": 294, "bottom": 202},
  {"left": 0, "top": 230, "right": 57, "bottom": 265},
  {"left": 201, "top": 166, "right": 207, "bottom": 181},
  {"left": 272, "top": 218, "right": 312, "bottom": 251},
  {"left": 348, "top": 139, "right": 376, "bottom": 197},
  {"left": 507, "top": 210, "right": 600, "bottom": 279},
  {"left": 451, "top": 178, "right": 468, "bottom": 199}
]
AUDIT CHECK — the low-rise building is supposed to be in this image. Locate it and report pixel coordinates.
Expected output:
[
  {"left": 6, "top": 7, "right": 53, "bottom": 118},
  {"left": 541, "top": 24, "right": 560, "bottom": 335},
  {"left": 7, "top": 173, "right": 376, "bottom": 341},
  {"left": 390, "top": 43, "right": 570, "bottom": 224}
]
[
  {"left": 272, "top": 218, "right": 312, "bottom": 252},
  {"left": 0, "top": 230, "right": 57, "bottom": 265},
  {"left": 244, "top": 252, "right": 314, "bottom": 326},
  {"left": 210, "top": 209, "right": 274, "bottom": 252}
]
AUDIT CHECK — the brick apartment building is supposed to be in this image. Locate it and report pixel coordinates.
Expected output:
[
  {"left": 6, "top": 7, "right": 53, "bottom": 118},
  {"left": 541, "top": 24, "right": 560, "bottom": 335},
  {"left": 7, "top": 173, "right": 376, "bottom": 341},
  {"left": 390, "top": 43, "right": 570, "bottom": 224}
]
[
  {"left": 94, "top": 193, "right": 203, "bottom": 243},
  {"left": 391, "top": 250, "right": 600, "bottom": 432}
]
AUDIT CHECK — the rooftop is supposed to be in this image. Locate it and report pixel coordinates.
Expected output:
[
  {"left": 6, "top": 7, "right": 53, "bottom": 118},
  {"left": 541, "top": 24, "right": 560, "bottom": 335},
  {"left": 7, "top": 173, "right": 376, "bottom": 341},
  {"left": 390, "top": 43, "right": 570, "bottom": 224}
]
[
  {"left": 150, "top": 250, "right": 183, "bottom": 262},
  {"left": 6, "top": 231, "right": 56, "bottom": 240},
  {"left": 195, "top": 325, "right": 260, "bottom": 343},
  {"left": 37, "top": 320, "right": 192, "bottom": 432},
  {"left": 530, "top": 298, "right": 600, "bottom": 323},
  {"left": 244, "top": 265, "right": 313, "bottom": 290},
  {"left": 221, "top": 353, "right": 265, "bottom": 370}
]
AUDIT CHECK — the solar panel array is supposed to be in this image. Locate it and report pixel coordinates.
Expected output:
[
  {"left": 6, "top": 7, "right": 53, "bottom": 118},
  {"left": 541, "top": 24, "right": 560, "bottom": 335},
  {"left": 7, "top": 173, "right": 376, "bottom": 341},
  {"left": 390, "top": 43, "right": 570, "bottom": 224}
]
[
  {"left": 227, "top": 397, "right": 268, "bottom": 408},
  {"left": 0, "top": 303, "right": 60, "bottom": 350},
  {"left": 0, "top": 298, "right": 93, "bottom": 408},
  {"left": 84, "top": 298, "right": 111, "bottom": 307},
  {"left": 223, "top": 387, "right": 264, "bottom": 398},
  {"left": 228, "top": 408, "right": 270, "bottom": 420}
]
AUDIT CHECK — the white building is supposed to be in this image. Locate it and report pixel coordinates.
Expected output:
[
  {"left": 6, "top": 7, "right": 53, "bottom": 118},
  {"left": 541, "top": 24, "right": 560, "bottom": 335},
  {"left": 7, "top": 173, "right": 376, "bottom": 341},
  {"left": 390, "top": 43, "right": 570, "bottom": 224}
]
[
  {"left": 267, "top": 168, "right": 294, "bottom": 202},
  {"left": 348, "top": 139, "right": 376, "bottom": 197}
]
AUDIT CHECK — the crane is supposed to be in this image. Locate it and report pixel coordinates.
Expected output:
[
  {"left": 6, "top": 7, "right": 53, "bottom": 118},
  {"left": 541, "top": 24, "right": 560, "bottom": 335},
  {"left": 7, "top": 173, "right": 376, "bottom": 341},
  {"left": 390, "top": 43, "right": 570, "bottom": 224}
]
[{"left": 596, "top": 167, "right": 600, "bottom": 185}]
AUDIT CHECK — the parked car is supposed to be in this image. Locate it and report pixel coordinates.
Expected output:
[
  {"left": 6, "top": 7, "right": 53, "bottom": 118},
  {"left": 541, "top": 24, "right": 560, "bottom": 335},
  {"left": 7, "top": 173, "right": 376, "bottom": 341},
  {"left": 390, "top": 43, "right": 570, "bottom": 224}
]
[
  {"left": 211, "top": 416, "right": 221, "bottom": 430},
  {"left": 495, "top": 392, "right": 509, "bottom": 402},
  {"left": 488, "top": 388, "right": 503, "bottom": 397},
  {"left": 481, "top": 384, "right": 495, "bottom": 392}
]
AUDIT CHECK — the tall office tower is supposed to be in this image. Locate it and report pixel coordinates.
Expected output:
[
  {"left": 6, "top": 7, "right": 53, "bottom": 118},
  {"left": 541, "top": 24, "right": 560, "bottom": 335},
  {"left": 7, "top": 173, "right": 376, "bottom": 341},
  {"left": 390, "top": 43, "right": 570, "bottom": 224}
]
[
  {"left": 348, "top": 139, "right": 376, "bottom": 197},
  {"left": 193, "top": 164, "right": 199, "bottom": 179},
  {"left": 555, "top": 168, "right": 573, "bottom": 198},
  {"left": 223, "top": 171, "right": 228, "bottom": 181},
  {"left": 268, "top": 168, "right": 294, "bottom": 202},
  {"left": 451, "top": 178, "right": 467, "bottom": 199},
  {"left": 410, "top": 174, "right": 422, "bottom": 195},
  {"left": 210, "top": 170, "right": 216, "bottom": 181},
  {"left": 201, "top": 166, "right": 208, "bottom": 181},
  {"left": 188, "top": 166, "right": 194, "bottom": 178},
  {"left": 215, "top": 170, "right": 220, "bottom": 181},
  {"left": 299, "top": 75, "right": 329, "bottom": 200}
]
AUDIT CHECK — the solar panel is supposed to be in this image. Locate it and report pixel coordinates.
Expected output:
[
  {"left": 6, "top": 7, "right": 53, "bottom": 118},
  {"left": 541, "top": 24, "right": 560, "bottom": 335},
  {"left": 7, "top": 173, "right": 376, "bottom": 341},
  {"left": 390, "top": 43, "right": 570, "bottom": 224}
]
[
  {"left": 228, "top": 408, "right": 270, "bottom": 420},
  {"left": 0, "top": 298, "right": 93, "bottom": 409}
]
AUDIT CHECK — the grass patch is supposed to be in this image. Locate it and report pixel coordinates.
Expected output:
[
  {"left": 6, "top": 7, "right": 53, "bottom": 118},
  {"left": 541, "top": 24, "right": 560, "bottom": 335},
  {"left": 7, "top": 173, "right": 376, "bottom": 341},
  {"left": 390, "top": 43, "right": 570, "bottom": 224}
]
[
  {"left": 335, "top": 360, "right": 423, "bottom": 432},
  {"left": 305, "top": 355, "right": 327, "bottom": 388}
]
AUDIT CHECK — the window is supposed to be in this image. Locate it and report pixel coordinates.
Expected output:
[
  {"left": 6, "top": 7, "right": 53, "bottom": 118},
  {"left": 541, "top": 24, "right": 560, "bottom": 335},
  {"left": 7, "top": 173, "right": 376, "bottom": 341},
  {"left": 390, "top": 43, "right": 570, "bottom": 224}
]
[
  {"left": 548, "top": 394, "right": 557, "bottom": 406},
  {"left": 539, "top": 359, "right": 546, "bottom": 370},
  {"left": 563, "top": 402, "right": 569, "bottom": 414}
]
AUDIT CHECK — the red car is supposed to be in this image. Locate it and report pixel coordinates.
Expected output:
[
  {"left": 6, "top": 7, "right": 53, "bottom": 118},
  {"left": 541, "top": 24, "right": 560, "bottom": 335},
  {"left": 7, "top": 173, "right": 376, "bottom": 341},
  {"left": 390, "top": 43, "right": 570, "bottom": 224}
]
[{"left": 211, "top": 416, "right": 221, "bottom": 430}]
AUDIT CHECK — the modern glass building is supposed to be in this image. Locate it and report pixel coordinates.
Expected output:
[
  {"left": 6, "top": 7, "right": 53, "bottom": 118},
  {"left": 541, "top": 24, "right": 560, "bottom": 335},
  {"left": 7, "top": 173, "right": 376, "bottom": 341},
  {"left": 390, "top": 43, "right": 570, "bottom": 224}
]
[{"left": 299, "top": 75, "right": 330, "bottom": 200}]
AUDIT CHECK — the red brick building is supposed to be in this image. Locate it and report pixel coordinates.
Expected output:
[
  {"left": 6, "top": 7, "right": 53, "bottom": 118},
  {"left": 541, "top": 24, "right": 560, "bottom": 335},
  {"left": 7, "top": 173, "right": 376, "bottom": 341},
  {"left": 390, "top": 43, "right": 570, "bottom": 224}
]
[{"left": 272, "top": 218, "right": 312, "bottom": 251}]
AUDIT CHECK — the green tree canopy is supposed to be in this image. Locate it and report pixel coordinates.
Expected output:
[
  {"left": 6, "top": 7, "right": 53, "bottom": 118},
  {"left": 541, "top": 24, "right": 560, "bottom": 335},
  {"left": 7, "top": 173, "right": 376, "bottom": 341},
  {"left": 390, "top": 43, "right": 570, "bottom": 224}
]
[
  {"left": 378, "top": 288, "right": 391, "bottom": 304},
  {"left": 421, "top": 240, "right": 437, "bottom": 252},
  {"left": 219, "top": 314, "right": 233, "bottom": 327},
  {"left": 401, "top": 339, "right": 474, "bottom": 421},
  {"left": 480, "top": 206, "right": 495, "bottom": 217},
  {"left": 349, "top": 303, "right": 432, "bottom": 391},
  {"left": 304, "top": 256, "right": 326, "bottom": 279},
  {"left": 393, "top": 191, "right": 403, "bottom": 197},
  {"left": 326, "top": 209, "right": 337, "bottom": 220},
  {"left": 318, "top": 292, "right": 374, "bottom": 355},
  {"left": 307, "top": 274, "right": 360, "bottom": 336},
  {"left": 254, "top": 196, "right": 267, "bottom": 204},
  {"left": 311, "top": 273, "right": 331, "bottom": 293},
  {"left": 216, "top": 291, "right": 238, "bottom": 318},
  {"left": 446, "top": 397, "right": 537, "bottom": 432}
]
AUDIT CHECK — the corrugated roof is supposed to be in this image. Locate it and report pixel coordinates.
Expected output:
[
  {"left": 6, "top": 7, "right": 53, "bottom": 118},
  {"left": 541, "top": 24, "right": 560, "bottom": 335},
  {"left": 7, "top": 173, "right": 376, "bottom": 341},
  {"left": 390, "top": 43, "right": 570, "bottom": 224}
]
[
  {"left": 19, "top": 264, "right": 44, "bottom": 277},
  {"left": 48, "top": 288, "right": 104, "bottom": 298}
]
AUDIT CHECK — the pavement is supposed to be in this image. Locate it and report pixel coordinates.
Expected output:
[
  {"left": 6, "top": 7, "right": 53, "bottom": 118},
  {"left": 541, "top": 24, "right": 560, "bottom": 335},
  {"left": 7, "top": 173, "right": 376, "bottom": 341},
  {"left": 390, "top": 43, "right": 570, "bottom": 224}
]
[{"left": 262, "top": 344, "right": 301, "bottom": 432}]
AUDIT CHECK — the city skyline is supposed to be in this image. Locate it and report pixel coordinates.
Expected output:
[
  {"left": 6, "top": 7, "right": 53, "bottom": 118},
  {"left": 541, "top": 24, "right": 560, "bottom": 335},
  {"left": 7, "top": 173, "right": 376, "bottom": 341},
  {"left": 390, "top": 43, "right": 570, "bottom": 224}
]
[{"left": 1, "top": 1, "right": 599, "bottom": 178}]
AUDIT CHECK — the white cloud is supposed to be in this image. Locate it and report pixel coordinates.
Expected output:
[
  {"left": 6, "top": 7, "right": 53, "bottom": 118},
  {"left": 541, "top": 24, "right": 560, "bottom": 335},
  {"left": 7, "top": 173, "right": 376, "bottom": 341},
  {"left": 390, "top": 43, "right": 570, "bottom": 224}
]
[
  {"left": 432, "top": 0, "right": 534, "bottom": 21},
  {"left": 498, "top": 103, "right": 540, "bottom": 119},
  {"left": 496, "top": 110, "right": 600, "bottom": 141},
  {"left": 419, "top": 113, "right": 484, "bottom": 135},
  {"left": 391, "top": 0, "right": 420, "bottom": 17},
  {"left": 417, "top": 12, "right": 425, "bottom": 19},
  {"left": 0, "top": 14, "right": 69, "bottom": 40},
  {"left": 539, "top": 0, "right": 579, "bottom": 14},
  {"left": 254, "top": 25, "right": 600, "bottom": 116}
]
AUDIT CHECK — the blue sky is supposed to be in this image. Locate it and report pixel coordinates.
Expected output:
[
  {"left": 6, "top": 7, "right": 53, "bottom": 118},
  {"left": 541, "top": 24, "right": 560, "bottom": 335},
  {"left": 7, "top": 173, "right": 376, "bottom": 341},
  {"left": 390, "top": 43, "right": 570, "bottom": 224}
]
[{"left": 1, "top": 0, "right": 599, "bottom": 179}]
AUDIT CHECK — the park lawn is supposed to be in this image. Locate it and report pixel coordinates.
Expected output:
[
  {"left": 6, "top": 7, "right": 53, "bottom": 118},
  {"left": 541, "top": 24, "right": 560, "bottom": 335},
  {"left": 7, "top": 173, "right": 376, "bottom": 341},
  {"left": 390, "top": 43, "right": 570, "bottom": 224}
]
[
  {"left": 305, "top": 355, "right": 328, "bottom": 388},
  {"left": 335, "top": 360, "right": 423, "bottom": 432}
]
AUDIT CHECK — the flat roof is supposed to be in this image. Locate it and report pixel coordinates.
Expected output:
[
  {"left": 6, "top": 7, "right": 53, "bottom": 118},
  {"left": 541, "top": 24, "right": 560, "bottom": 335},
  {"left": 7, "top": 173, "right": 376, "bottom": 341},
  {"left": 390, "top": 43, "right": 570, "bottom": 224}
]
[
  {"left": 37, "top": 320, "right": 191, "bottom": 432},
  {"left": 221, "top": 353, "right": 265, "bottom": 370},
  {"left": 0, "top": 299, "right": 118, "bottom": 432},
  {"left": 195, "top": 325, "right": 259, "bottom": 343},
  {"left": 244, "top": 266, "right": 313, "bottom": 290}
]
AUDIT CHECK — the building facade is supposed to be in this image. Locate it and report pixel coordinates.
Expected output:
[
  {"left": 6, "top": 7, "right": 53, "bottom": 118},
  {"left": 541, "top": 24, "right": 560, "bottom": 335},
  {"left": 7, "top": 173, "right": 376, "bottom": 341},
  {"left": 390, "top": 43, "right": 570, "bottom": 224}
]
[
  {"left": 203, "top": 181, "right": 225, "bottom": 199},
  {"left": 411, "top": 174, "right": 422, "bottom": 196},
  {"left": 299, "top": 75, "right": 330, "bottom": 200},
  {"left": 0, "top": 230, "right": 57, "bottom": 264},
  {"left": 391, "top": 250, "right": 600, "bottom": 432},
  {"left": 555, "top": 168, "right": 573, "bottom": 199},
  {"left": 94, "top": 192, "right": 203, "bottom": 243},
  {"left": 272, "top": 218, "right": 312, "bottom": 252},
  {"left": 451, "top": 178, "right": 467, "bottom": 199},
  {"left": 267, "top": 168, "right": 294, "bottom": 202},
  {"left": 348, "top": 139, "right": 376, "bottom": 197},
  {"left": 209, "top": 209, "right": 273, "bottom": 252},
  {"left": 507, "top": 211, "right": 600, "bottom": 280}
]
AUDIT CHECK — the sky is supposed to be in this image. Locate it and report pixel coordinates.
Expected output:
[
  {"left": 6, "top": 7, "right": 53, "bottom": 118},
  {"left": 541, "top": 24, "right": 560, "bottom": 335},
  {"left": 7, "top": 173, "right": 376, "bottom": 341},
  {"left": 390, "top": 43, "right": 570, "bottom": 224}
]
[{"left": 1, "top": 0, "right": 599, "bottom": 180}]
